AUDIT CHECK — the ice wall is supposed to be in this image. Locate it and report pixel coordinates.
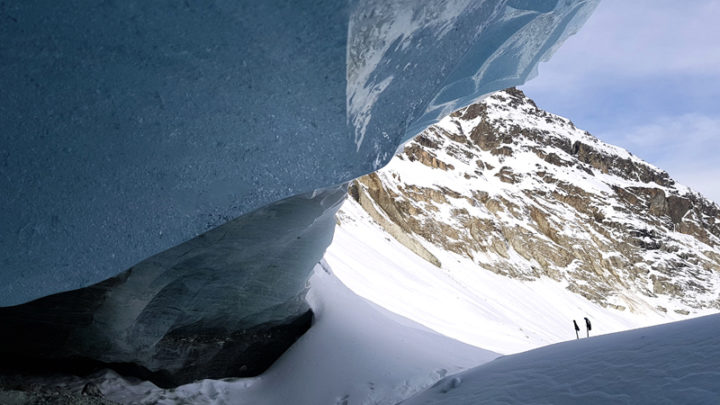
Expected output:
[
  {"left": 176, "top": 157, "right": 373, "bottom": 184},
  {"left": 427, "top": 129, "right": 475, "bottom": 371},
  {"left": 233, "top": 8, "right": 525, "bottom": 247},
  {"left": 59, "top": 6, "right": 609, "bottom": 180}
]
[
  {"left": 0, "top": 186, "right": 346, "bottom": 386},
  {"left": 1, "top": 0, "right": 597, "bottom": 305}
]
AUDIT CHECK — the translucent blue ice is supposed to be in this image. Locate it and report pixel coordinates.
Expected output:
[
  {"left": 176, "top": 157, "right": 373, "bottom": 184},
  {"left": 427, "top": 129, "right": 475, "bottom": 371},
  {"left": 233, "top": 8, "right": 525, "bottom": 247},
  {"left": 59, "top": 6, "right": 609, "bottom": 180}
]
[{"left": 0, "top": 0, "right": 597, "bottom": 305}]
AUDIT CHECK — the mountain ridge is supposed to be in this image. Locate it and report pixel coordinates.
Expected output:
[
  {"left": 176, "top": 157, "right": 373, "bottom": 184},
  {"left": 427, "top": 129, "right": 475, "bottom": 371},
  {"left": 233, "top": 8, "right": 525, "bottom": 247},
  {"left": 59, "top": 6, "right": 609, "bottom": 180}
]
[{"left": 341, "top": 88, "right": 720, "bottom": 315}]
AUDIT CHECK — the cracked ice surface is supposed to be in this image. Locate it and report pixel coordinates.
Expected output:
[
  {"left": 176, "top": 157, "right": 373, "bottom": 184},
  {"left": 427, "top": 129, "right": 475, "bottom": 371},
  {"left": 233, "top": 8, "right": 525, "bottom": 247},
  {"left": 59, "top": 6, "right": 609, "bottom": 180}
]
[{"left": 0, "top": 0, "right": 597, "bottom": 305}]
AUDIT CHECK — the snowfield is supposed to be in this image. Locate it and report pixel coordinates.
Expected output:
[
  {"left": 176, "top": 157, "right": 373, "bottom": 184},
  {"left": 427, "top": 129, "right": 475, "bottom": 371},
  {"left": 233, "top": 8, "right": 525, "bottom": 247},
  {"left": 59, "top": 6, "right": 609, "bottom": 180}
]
[
  {"left": 403, "top": 313, "right": 720, "bottom": 404},
  {"left": 327, "top": 198, "right": 709, "bottom": 355}
]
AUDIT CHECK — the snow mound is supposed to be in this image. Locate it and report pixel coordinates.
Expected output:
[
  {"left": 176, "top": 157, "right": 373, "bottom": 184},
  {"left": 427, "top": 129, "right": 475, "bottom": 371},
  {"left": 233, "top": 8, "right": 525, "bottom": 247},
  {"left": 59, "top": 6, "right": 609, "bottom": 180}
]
[{"left": 404, "top": 313, "right": 720, "bottom": 404}]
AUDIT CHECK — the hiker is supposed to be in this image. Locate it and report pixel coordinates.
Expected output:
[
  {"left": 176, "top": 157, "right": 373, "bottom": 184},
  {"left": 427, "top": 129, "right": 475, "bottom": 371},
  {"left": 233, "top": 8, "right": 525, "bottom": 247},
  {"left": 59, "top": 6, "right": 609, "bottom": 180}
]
[
  {"left": 573, "top": 320, "right": 580, "bottom": 340},
  {"left": 585, "top": 317, "right": 592, "bottom": 338}
]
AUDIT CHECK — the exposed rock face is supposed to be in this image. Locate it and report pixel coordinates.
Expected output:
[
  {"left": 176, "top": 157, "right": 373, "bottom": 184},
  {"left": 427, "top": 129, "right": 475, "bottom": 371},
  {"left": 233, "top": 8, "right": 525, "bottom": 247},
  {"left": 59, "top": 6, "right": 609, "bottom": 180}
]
[
  {"left": 346, "top": 89, "right": 720, "bottom": 313},
  {"left": 349, "top": 176, "right": 442, "bottom": 267}
]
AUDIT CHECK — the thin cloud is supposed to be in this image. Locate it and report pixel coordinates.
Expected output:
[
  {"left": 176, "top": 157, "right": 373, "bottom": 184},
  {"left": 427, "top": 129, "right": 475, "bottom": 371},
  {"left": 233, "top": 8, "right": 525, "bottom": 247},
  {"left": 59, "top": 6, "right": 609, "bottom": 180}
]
[
  {"left": 602, "top": 114, "right": 720, "bottom": 158},
  {"left": 665, "top": 166, "right": 720, "bottom": 205},
  {"left": 597, "top": 113, "right": 720, "bottom": 203},
  {"left": 519, "top": 1, "right": 720, "bottom": 203},
  {"left": 527, "top": 0, "right": 720, "bottom": 90}
]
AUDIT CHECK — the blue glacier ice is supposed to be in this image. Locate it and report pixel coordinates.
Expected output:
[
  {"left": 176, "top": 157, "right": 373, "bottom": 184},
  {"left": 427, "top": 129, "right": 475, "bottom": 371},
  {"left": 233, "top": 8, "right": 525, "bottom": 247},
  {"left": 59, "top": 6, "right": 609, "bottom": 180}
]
[
  {"left": 0, "top": 0, "right": 600, "bottom": 386},
  {"left": 0, "top": 0, "right": 597, "bottom": 306},
  {"left": 0, "top": 186, "right": 346, "bottom": 386}
]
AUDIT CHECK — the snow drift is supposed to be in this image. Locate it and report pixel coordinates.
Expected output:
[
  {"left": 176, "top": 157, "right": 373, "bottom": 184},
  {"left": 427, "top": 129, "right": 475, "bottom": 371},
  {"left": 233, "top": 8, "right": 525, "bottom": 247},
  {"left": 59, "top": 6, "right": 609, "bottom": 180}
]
[{"left": 404, "top": 313, "right": 720, "bottom": 404}]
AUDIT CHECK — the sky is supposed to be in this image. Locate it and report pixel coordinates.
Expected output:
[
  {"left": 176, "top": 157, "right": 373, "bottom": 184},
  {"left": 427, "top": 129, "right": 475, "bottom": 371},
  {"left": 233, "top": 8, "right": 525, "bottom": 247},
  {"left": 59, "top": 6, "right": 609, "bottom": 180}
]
[{"left": 520, "top": 0, "right": 720, "bottom": 203}]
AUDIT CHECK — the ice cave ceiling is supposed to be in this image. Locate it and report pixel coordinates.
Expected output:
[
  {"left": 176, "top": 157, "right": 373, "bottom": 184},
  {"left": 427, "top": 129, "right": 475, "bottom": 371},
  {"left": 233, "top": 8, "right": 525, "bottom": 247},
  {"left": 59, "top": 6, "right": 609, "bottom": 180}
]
[{"left": 1, "top": 0, "right": 597, "bottom": 306}]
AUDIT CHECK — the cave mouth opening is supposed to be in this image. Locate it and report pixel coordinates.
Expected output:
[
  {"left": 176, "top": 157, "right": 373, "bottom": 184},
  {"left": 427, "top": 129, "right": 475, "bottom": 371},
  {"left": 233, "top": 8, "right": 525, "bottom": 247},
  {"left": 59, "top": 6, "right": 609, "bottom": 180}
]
[{"left": 0, "top": 310, "right": 314, "bottom": 389}]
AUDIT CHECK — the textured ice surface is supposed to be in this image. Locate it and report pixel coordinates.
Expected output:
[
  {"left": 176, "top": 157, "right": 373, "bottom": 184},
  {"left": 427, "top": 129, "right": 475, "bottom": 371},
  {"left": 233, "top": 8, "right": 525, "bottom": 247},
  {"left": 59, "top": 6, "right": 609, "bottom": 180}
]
[
  {"left": 0, "top": 0, "right": 597, "bottom": 305},
  {"left": 0, "top": 187, "right": 345, "bottom": 386}
]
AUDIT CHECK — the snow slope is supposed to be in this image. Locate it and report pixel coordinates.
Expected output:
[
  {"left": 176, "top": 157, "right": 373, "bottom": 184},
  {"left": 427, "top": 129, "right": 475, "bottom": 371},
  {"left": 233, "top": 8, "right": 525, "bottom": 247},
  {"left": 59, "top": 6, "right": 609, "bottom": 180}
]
[
  {"left": 349, "top": 88, "right": 720, "bottom": 314},
  {"left": 327, "top": 198, "right": 709, "bottom": 355},
  {"left": 6, "top": 204, "right": 717, "bottom": 404},
  {"left": 404, "top": 313, "right": 720, "bottom": 404},
  {"left": 75, "top": 263, "right": 496, "bottom": 405}
]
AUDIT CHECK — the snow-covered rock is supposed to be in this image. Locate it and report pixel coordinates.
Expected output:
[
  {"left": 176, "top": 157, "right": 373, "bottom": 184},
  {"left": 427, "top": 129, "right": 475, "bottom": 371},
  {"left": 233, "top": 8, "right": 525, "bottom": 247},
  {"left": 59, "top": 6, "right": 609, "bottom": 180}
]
[
  {"left": 327, "top": 197, "right": 686, "bottom": 355},
  {"left": 343, "top": 88, "right": 720, "bottom": 316}
]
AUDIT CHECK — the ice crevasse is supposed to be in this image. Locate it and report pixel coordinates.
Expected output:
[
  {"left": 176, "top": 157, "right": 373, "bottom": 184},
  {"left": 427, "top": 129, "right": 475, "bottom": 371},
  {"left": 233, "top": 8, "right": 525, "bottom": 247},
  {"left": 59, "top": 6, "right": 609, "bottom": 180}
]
[{"left": 0, "top": 0, "right": 598, "bottom": 384}]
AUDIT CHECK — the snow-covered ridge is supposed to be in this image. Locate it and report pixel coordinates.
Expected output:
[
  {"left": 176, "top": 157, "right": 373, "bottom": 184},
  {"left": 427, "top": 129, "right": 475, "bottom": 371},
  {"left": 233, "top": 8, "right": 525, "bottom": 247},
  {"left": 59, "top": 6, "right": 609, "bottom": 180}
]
[
  {"left": 0, "top": 1, "right": 601, "bottom": 392},
  {"left": 341, "top": 88, "right": 720, "bottom": 315},
  {"left": 404, "top": 313, "right": 720, "bottom": 404}
]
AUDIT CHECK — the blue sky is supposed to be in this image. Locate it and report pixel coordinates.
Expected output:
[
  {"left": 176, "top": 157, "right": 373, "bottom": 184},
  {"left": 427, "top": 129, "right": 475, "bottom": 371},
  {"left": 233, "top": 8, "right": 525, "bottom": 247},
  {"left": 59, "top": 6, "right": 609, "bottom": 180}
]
[{"left": 520, "top": 0, "right": 720, "bottom": 203}]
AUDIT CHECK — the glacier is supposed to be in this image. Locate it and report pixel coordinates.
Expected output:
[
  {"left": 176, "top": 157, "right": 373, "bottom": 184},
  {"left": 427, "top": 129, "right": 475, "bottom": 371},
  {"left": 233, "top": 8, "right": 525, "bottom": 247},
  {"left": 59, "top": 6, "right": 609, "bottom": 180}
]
[
  {"left": 1, "top": 0, "right": 597, "bottom": 305},
  {"left": 0, "top": 0, "right": 598, "bottom": 384}
]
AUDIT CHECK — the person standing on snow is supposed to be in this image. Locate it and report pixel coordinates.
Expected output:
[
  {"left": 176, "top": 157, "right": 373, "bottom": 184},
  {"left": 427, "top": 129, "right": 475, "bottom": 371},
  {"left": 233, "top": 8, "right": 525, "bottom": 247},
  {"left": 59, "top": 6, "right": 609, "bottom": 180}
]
[
  {"left": 573, "top": 320, "right": 580, "bottom": 340},
  {"left": 584, "top": 317, "right": 592, "bottom": 338}
]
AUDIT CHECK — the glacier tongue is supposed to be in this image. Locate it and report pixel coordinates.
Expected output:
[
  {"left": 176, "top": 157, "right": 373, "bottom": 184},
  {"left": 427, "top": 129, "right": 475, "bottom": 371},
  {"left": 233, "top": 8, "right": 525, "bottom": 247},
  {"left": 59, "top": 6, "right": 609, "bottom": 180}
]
[{"left": 1, "top": 0, "right": 597, "bottom": 305}]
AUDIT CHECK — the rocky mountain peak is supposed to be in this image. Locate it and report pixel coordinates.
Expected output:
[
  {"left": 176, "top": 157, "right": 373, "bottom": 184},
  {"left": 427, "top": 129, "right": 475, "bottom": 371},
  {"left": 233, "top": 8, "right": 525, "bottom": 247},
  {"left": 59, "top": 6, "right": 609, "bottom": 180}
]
[{"left": 342, "top": 88, "right": 720, "bottom": 315}]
